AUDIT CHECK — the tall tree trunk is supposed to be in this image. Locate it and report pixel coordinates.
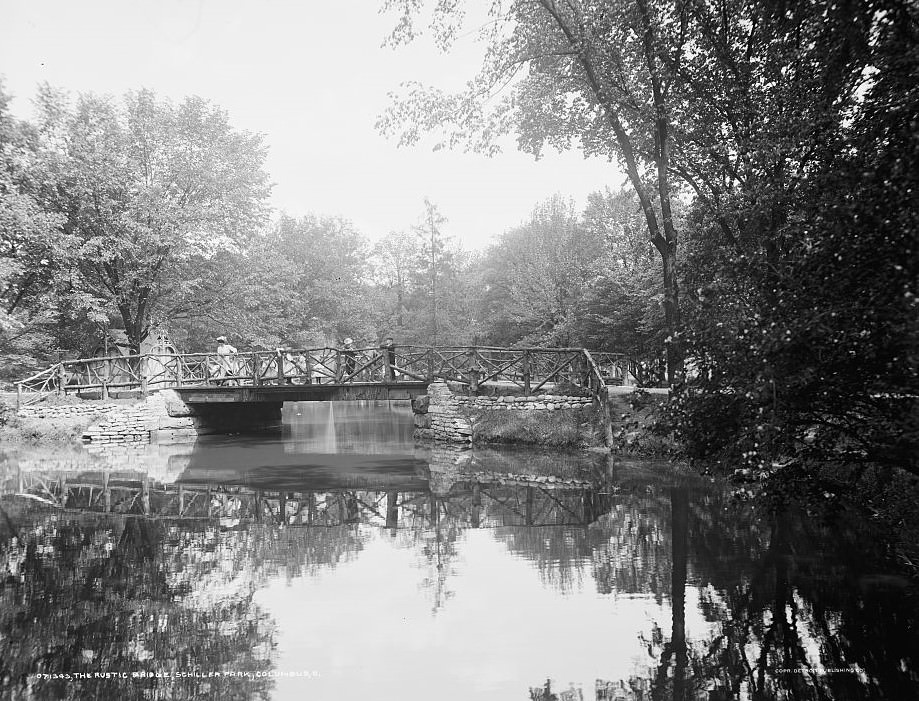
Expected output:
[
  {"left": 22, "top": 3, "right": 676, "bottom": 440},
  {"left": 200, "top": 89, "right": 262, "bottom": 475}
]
[
  {"left": 539, "top": 0, "right": 683, "bottom": 385},
  {"left": 661, "top": 244, "right": 682, "bottom": 385},
  {"left": 670, "top": 485, "right": 689, "bottom": 700},
  {"left": 117, "top": 303, "right": 144, "bottom": 354},
  {"left": 640, "top": 0, "right": 682, "bottom": 385}
]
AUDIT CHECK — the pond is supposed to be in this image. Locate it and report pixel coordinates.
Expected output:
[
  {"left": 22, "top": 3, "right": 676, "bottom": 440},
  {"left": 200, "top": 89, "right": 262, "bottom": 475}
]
[{"left": 0, "top": 401, "right": 916, "bottom": 700}]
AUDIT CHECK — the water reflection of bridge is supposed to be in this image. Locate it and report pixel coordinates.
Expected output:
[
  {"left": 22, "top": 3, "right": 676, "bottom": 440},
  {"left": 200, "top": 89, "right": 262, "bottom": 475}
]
[{"left": 6, "top": 468, "right": 612, "bottom": 529}]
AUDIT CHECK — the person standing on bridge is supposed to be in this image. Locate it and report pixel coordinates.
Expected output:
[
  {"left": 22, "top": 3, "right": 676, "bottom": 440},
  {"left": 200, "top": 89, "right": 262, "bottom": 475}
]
[
  {"left": 342, "top": 338, "right": 356, "bottom": 379},
  {"left": 380, "top": 336, "right": 397, "bottom": 381},
  {"left": 215, "top": 336, "right": 238, "bottom": 385}
]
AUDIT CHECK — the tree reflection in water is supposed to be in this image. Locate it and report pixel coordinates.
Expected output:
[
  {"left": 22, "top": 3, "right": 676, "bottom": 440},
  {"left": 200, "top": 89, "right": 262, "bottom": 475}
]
[
  {"left": 0, "top": 499, "right": 367, "bottom": 700},
  {"left": 1, "top": 431, "right": 917, "bottom": 699},
  {"left": 523, "top": 478, "right": 919, "bottom": 701}
]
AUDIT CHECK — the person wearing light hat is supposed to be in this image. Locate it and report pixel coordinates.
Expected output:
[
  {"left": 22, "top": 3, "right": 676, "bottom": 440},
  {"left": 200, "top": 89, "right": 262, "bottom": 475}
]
[
  {"left": 342, "top": 337, "right": 356, "bottom": 379},
  {"left": 216, "top": 335, "right": 238, "bottom": 384}
]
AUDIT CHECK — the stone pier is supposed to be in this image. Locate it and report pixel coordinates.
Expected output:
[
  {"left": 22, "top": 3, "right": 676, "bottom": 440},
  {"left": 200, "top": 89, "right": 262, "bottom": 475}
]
[{"left": 411, "top": 380, "right": 597, "bottom": 443}]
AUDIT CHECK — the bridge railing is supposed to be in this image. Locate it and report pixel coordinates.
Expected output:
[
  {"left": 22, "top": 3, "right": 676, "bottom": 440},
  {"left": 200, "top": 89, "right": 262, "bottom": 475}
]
[
  {"left": 394, "top": 346, "right": 631, "bottom": 398},
  {"left": 14, "top": 346, "right": 634, "bottom": 405},
  {"left": 15, "top": 363, "right": 65, "bottom": 406},
  {"left": 393, "top": 346, "right": 590, "bottom": 393}
]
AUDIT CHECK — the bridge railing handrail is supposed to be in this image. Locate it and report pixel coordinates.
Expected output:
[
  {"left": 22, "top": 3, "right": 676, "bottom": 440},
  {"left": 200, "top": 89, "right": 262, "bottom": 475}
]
[
  {"left": 13, "top": 346, "right": 634, "bottom": 402},
  {"left": 18, "top": 363, "right": 62, "bottom": 388}
]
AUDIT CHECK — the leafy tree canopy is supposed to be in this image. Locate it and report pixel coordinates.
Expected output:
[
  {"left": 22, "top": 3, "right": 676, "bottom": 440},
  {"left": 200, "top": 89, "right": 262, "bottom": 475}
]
[{"left": 31, "top": 87, "right": 272, "bottom": 351}]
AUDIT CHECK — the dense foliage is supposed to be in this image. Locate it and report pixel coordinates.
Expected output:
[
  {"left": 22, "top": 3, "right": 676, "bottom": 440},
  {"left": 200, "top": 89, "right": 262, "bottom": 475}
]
[
  {"left": 664, "top": 0, "right": 919, "bottom": 478},
  {"left": 378, "top": 0, "right": 919, "bottom": 482},
  {"left": 0, "top": 84, "right": 653, "bottom": 370}
]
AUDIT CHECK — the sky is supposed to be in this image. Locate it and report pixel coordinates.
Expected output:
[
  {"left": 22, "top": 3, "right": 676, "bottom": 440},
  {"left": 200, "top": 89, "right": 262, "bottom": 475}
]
[{"left": 0, "top": 0, "right": 624, "bottom": 250}]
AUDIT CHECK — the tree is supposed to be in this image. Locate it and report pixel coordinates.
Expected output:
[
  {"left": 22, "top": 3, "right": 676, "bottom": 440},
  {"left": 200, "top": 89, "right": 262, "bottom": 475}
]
[
  {"left": 663, "top": 1, "right": 919, "bottom": 476},
  {"left": 32, "top": 87, "right": 271, "bottom": 352},
  {"left": 417, "top": 198, "right": 447, "bottom": 345},
  {"left": 234, "top": 213, "right": 375, "bottom": 348},
  {"left": 384, "top": 199, "right": 479, "bottom": 346},
  {"left": 479, "top": 194, "right": 605, "bottom": 346},
  {"left": 0, "top": 81, "right": 75, "bottom": 374},
  {"left": 576, "top": 188, "right": 666, "bottom": 364},
  {"left": 372, "top": 228, "right": 421, "bottom": 332},
  {"left": 380, "top": 0, "right": 690, "bottom": 382}
]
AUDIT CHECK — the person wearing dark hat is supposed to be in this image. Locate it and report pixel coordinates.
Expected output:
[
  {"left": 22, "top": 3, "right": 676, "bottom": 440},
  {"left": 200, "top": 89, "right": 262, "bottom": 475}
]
[
  {"left": 216, "top": 335, "right": 237, "bottom": 384},
  {"left": 342, "top": 338, "right": 356, "bottom": 379}
]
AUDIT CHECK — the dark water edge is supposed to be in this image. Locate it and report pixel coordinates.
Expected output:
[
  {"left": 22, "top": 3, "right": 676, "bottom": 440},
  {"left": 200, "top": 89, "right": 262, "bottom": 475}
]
[{"left": 0, "top": 400, "right": 916, "bottom": 701}]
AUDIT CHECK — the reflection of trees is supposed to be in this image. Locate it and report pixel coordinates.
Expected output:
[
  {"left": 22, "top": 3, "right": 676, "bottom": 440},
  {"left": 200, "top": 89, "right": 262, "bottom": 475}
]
[
  {"left": 609, "top": 489, "right": 919, "bottom": 701},
  {"left": 6, "top": 446, "right": 918, "bottom": 701},
  {"left": 529, "top": 678, "right": 586, "bottom": 700},
  {"left": 494, "top": 476, "right": 675, "bottom": 595},
  {"left": 391, "top": 494, "right": 462, "bottom": 614},
  {"left": 588, "top": 492, "right": 672, "bottom": 599},
  {"left": 494, "top": 526, "right": 590, "bottom": 593},
  {"left": 0, "top": 508, "right": 274, "bottom": 699},
  {"left": 673, "top": 498, "right": 919, "bottom": 701},
  {"left": 0, "top": 500, "right": 368, "bottom": 699},
  {"left": 513, "top": 476, "right": 918, "bottom": 700}
]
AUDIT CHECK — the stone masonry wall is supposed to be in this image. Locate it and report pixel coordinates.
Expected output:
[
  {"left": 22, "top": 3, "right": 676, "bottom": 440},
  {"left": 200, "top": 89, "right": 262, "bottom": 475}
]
[
  {"left": 146, "top": 389, "right": 201, "bottom": 442},
  {"left": 14, "top": 401, "right": 154, "bottom": 445},
  {"left": 412, "top": 380, "right": 597, "bottom": 443},
  {"left": 81, "top": 401, "right": 157, "bottom": 445},
  {"left": 17, "top": 403, "right": 123, "bottom": 420},
  {"left": 15, "top": 394, "right": 177, "bottom": 446},
  {"left": 415, "top": 381, "right": 473, "bottom": 443}
]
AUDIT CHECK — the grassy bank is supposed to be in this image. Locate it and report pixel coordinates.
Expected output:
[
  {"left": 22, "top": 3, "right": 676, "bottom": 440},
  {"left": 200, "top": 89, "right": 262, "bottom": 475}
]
[
  {"left": 0, "top": 412, "right": 95, "bottom": 444},
  {"left": 470, "top": 408, "right": 604, "bottom": 449}
]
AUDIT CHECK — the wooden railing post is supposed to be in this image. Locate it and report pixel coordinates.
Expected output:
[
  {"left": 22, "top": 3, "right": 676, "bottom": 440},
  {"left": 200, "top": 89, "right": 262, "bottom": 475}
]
[
  {"left": 16, "top": 383, "right": 21, "bottom": 410},
  {"left": 252, "top": 353, "right": 261, "bottom": 386},
  {"left": 276, "top": 350, "right": 285, "bottom": 385},
  {"left": 304, "top": 352, "right": 313, "bottom": 384},
  {"left": 382, "top": 349, "right": 392, "bottom": 384},
  {"left": 522, "top": 350, "right": 531, "bottom": 395},
  {"left": 467, "top": 348, "right": 480, "bottom": 393},
  {"left": 335, "top": 349, "right": 343, "bottom": 382},
  {"left": 427, "top": 349, "right": 434, "bottom": 382},
  {"left": 175, "top": 356, "right": 184, "bottom": 387}
]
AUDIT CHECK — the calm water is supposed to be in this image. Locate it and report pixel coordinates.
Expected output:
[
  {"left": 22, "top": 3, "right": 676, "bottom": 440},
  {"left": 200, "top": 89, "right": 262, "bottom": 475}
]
[{"left": 0, "top": 401, "right": 916, "bottom": 700}]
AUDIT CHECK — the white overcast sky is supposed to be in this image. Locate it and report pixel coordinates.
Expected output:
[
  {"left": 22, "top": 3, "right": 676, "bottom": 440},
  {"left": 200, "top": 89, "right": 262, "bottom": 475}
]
[{"left": 0, "top": 0, "right": 624, "bottom": 249}]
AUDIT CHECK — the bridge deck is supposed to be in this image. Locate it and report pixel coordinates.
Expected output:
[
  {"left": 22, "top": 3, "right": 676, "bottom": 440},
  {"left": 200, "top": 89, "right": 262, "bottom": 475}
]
[{"left": 175, "top": 381, "right": 430, "bottom": 403}]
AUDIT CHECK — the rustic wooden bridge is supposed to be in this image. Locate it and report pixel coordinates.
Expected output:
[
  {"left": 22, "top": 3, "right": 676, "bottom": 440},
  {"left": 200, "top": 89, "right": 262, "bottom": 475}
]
[{"left": 15, "top": 345, "right": 634, "bottom": 407}]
